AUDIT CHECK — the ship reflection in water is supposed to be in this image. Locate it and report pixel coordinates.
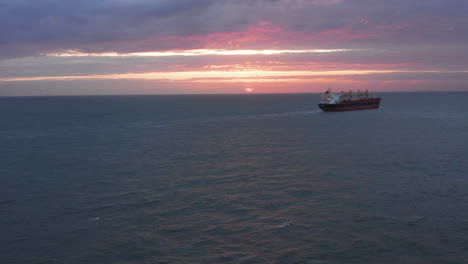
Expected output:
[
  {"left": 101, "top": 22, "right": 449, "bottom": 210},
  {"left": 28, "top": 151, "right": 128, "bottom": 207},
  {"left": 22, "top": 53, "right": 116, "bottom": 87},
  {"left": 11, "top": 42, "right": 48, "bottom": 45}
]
[{"left": 319, "top": 90, "right": 381, "bottom": 112}]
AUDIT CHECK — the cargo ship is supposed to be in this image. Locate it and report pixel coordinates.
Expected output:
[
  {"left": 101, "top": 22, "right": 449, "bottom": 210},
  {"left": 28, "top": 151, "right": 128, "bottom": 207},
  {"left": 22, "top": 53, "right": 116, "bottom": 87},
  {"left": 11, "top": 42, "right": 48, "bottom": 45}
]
[{"left": 318, "top": 90, "right": 381, "bottom": 112}]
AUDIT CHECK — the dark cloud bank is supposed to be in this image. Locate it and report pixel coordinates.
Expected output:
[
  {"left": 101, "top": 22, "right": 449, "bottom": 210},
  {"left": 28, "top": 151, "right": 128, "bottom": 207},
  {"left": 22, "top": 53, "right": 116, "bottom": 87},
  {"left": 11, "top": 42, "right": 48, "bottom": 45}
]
[{"left": 1, "top": 0, "right": 468, "bottom": 59}]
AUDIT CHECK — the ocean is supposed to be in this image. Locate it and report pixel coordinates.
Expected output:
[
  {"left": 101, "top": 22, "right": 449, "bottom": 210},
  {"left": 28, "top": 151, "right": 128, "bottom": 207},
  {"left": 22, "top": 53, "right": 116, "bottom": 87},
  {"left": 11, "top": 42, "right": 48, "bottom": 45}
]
[{"left": 1, "top": 92, "right": 468, "bottom": 264}]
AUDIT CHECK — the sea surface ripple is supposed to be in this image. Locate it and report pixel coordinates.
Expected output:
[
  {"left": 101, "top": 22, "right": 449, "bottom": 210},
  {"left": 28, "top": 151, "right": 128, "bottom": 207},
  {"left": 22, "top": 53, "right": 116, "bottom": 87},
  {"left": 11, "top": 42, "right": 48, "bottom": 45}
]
[{"left": 1, "top": 93, "right": 468, "bottom": 264}]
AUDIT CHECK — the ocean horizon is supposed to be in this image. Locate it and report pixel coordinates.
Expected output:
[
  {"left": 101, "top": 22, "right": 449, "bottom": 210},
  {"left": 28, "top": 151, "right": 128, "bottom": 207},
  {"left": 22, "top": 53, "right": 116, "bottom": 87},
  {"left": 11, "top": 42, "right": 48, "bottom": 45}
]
[{"left": 2, "top": 90, "right": 468, "bottom": 97}]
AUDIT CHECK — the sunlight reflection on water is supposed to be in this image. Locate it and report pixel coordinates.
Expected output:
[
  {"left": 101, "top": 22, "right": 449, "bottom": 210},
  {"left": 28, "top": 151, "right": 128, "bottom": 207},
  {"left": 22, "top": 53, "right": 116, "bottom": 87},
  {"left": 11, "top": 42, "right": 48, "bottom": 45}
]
[{"left": 1, "top": 93, "right": 468, "bottom": 263}]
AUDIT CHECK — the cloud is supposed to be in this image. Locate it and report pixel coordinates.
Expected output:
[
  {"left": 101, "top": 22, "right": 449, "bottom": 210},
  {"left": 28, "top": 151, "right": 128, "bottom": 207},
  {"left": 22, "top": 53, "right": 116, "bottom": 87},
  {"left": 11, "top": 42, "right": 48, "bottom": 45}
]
[
  {"left": 1, "top": 0, "right": 468, "bottom": 59},
  {"left": 2, "top": 46, "right": 468, "bottom": 81},
  {"left": 0, "top": 0, "right": 220, "bottom": 57},
  {"left": 2, "top": 0, "right": 468, "bottom": 95}
]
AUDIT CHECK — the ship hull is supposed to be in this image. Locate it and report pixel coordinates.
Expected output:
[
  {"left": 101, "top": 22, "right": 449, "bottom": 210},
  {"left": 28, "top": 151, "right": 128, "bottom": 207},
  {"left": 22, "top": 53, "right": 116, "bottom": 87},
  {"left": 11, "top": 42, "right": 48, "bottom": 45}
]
[{"left": 319, "top": 99, "right": 381, "bottom": 112}]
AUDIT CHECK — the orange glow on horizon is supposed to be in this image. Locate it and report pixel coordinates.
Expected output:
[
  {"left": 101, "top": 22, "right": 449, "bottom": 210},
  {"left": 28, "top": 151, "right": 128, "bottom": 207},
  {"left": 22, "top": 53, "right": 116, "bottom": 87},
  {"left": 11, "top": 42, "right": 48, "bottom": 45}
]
[
  {"left": 0, "top": 69, "right": 393, "bottom": 82},
  {"left": 1, "top": 69, "right": 466, "bottom": 83}
]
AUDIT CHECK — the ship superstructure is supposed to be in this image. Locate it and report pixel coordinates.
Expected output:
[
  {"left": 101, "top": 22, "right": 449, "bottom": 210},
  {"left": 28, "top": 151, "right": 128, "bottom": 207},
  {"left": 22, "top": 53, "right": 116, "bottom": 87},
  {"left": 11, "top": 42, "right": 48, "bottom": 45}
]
[{"left": 318, "top": 90, "right": 381, "bottom": 112}]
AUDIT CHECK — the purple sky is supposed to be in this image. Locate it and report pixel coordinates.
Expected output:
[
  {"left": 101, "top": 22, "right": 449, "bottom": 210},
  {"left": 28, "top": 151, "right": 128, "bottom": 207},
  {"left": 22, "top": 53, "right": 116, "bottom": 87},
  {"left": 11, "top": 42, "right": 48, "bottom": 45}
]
[{"left": 1, "top": 0, "right": 468, "bottom": 95}]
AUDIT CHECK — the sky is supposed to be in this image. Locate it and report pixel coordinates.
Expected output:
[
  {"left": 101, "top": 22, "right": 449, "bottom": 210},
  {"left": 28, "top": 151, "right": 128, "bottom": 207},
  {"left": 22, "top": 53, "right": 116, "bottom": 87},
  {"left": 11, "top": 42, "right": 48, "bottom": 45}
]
[{"left": 1, "top": 0, "right": 468, "bottom": 96}]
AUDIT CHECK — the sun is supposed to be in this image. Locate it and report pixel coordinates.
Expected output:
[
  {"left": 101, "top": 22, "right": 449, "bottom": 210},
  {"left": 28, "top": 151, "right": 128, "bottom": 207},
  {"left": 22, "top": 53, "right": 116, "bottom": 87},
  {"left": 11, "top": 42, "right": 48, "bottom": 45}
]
[{"left": 244, "top": 88, "right": 255, "bottom": 92}]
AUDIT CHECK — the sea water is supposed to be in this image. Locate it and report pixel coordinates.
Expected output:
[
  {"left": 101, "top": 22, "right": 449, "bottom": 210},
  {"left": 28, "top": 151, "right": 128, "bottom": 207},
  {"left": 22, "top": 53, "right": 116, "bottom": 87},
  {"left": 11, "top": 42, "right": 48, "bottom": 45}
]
[{"left": 1, "top": 92, "right": 468, "bottom": 263}]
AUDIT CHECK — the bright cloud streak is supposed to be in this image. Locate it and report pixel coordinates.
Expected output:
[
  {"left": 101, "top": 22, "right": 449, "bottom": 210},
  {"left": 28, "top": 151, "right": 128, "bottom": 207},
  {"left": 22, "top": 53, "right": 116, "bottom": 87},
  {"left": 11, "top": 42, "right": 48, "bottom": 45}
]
[
  {"left": 2, "top": 70, "right": 465, "bottom": 82},
  {"left": 45, "top": 49, "right": 354, "bottom": 57}
]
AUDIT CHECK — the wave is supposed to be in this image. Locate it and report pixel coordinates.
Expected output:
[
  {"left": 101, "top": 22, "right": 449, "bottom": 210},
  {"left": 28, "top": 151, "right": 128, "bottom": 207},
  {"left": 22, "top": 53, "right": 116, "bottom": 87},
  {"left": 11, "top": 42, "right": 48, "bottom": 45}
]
[
  {"left": 150, "top": 109, "right": 322, "bottom": 128},
  {"left": 6, "top": 135, "right": 38, "bottom": 139}
]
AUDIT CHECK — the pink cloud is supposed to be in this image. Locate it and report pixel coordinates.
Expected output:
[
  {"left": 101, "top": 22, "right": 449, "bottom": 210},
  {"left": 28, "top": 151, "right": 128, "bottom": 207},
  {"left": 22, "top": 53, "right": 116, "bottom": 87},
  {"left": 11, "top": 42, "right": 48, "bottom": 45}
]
[
  {"left": 104, "top": 20, "right": 412, "bottom": 53},
  {"left": 137, "top": 23, "right": 289, "bottom": 50},
  {"left": 122, "top": 19, "right": 391, "bottom": 52}
]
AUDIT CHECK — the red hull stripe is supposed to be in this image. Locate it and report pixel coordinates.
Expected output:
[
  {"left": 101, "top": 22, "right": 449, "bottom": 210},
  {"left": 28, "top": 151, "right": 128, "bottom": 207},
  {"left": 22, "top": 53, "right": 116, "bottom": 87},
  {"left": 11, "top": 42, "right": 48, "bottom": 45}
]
[
  {"left": 319, "top": 104, "right": 380, "bottom": 112},
  {"left": 318, "top": 99, "right": 381, "bottom": 112}
]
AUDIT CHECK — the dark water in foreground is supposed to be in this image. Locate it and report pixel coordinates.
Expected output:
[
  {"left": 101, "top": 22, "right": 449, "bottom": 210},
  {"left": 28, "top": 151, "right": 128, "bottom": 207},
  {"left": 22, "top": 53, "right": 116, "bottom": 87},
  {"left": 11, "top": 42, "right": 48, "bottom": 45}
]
[{"left": 1, "top": 92, "right": 468, "bottom": 264}]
